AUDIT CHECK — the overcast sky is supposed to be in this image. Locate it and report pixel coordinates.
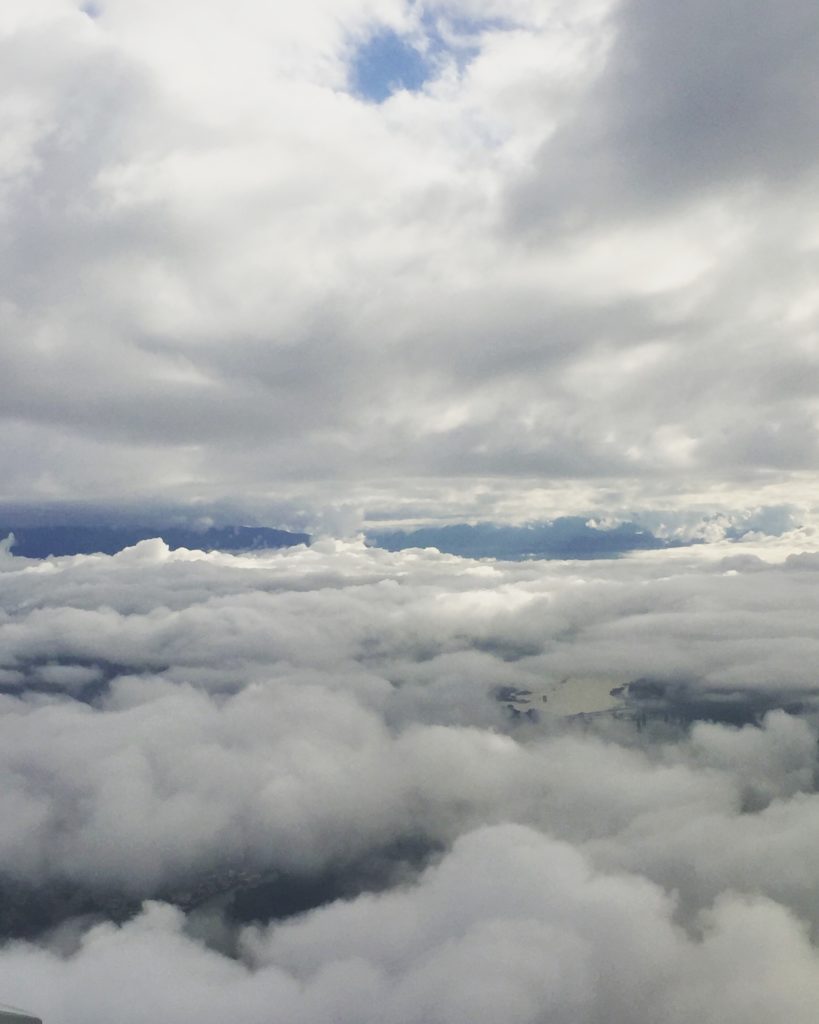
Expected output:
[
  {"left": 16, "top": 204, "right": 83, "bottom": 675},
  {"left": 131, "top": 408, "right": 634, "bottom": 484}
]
[{"left": 2, "top": 0, "right": 818, "bottom": 530}]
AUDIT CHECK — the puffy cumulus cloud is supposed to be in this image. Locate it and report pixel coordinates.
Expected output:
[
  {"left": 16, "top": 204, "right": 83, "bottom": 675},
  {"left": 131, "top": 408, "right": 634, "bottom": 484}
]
[
  {"left": 2, "top": 543, "right": 819, "bottom": 903},
  {"left": 5, "top": 827, "right": 819, "bottom": 1024},
  {"left": 2, "top": 541, "right": 819, "bottom": 1016},
  {"left": 1, "top": 0, "right": 818, "bottom": 521}
]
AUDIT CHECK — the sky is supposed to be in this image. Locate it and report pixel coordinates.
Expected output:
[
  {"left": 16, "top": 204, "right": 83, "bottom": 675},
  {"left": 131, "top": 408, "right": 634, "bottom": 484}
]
[
  {"left": 2, "top": 0, "right": 819, "bottom": 532},
  {"left": 4, "top": 4, "right": 819, "bottom": 1024}
]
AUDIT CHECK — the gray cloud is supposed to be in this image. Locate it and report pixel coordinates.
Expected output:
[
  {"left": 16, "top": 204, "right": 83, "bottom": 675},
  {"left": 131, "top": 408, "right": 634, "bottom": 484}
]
[
  {"left": 0, "top": 0, "right": 816, "bottom": 519},
  {"left": 511, "top": 0, "right": 819, "bottom": 226}
]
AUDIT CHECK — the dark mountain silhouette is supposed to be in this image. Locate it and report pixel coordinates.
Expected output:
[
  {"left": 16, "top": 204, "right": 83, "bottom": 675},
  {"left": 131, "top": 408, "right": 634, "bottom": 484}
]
[
  {"left": 371, "top": 516, "right": 677, "bottom": 559},
  {"left": 1, "top": 524, "right": 309, "bottom": 558}
]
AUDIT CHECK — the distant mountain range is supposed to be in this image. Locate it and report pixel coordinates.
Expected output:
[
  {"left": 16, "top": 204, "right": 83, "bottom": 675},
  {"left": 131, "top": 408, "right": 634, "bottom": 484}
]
[
  {"left": 0, "top": 516, "right": 681, "bottom": 560},
  {"left": 369, "top": 516, "right": 679, "bottom": 560},
  {"left": 0, "top": 524, "right": 310, "bottom": 558}
]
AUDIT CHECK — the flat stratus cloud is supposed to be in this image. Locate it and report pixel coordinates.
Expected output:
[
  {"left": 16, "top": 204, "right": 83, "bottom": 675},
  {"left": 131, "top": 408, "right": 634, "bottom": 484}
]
[{"left": 1, "top": 0, "right": 817, "bottom": 520}]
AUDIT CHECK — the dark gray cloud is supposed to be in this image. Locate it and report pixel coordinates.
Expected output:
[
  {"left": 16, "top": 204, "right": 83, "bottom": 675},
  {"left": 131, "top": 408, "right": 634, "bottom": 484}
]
[
  {"left": 511, "top": 0, "right": 819, "bottom": 226},
  {"left": 608, "top": 0, "right": 819, "bottom": 192}
]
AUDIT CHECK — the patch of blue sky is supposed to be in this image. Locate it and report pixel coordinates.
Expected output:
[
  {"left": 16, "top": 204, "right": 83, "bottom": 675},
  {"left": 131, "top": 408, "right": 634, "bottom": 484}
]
[
  {"left": 349, "top": 12, "right": 514, "bottom": 104},
  {"left": 80, "top": 2, "right": 102, "bottom": 17},
  {"left": 350, "top": 29, "right": 430, "bottom": 103}
]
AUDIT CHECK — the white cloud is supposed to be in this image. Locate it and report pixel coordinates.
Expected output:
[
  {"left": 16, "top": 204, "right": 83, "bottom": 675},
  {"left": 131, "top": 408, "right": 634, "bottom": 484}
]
[
  {"left": 0, "top": 0, "right": 817, "bottom": 518},
  {"left": 0, "top": 541, "right": 818, "bottom": 913},
  {"left": 0, "top": 540, "right": 817, "bottom": 1017},
  {"left": 4, "top": 825, "right": 819, "bottom": 1024}
]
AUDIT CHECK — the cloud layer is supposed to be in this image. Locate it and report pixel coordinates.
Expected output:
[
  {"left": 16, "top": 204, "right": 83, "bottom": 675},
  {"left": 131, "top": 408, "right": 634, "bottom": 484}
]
[
  {"left": 2, "top": 0, "right": 818, "bottom": 521},
  {"left": 2, "top": 538, "right": 819, "bottom": 1019},
  {"left": 8, "top": 825, "right": 819, "bottom": 1024}
]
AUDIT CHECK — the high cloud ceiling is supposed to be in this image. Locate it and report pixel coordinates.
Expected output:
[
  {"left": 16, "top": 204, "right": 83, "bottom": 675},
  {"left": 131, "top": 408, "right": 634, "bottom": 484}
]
[{"left": 2, "top": 0, "right": 818, "bottom": 524}]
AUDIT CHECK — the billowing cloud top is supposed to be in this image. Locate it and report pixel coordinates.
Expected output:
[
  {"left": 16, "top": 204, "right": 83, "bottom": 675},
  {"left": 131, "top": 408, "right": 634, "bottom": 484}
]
[
  {"left": 2, "top": 0, "right": 818, "bottom": 523},
  {"left": 2, "top": 536, "right": 819, "bottom": 1021}
]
